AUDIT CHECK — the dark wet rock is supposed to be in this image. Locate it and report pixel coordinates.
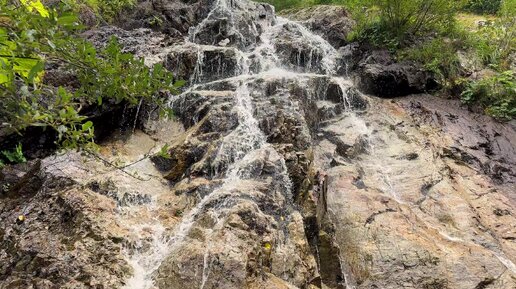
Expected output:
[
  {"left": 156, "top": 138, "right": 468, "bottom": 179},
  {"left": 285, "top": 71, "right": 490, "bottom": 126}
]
[
  {"left": 401, "top": 96, "right": 516, "bottom": 194},
  {"left": 88, "top": 181, "right": 153, "bottom": 206},
  {"left": 122, "top": 0, "right": 275, "bottom": 49},
  {"left": 318, "top": 231, "right": 346, "bottom": 289},
  {"left": 283, "top": 5, "right": 355, "bottom": 49},
  {"left": 326, "top": 82, "right": 368, "bottom": 110},
  {"left": 187, "top": 0, "right": 275, "bottom": 49},
  {"left": 355, "top": 62, "right": 439, "bottom": 97},
  {"left": 164, "top": 45, "right": 241, "bottom": 84},
  {"left": 118, "top": 0, "right": 211, "bottom": 35},
  {"left": 82, "top": 26, "right": 179, "bottom": 54},
  {"left": 335, "top": 46, "right": 439, "bottom": 97}
]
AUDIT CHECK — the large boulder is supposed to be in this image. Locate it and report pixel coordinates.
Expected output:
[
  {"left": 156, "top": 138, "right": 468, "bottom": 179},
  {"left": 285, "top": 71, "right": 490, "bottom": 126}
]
[
  {"left": 336, "top": 47, "right": 439, "bottom": 97},
  {"left": 355, "top": 62, "right": 438, "bottom": 97}
]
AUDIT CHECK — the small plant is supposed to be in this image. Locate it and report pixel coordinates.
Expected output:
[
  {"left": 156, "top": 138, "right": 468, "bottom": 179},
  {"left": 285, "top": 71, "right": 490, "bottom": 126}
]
[
  {"left": 157, "top": 144, "right": 172, "bottom": 159},
  {"left": 1, "top": 144, "right": 27, "bottom": 165},
  {"left": 64, "top": 0, "right": 136, "bottom": 22},
  {"left": 461, "top": 70, "right": 516, "bottom": 120},
  {"left": 1, "top": 183, "right": 10, "bottom": 192}
]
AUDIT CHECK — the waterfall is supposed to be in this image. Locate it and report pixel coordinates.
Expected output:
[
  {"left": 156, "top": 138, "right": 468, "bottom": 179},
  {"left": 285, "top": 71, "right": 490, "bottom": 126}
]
[{"left": 121, "top": 1, "right": 369, "bottom": 288}]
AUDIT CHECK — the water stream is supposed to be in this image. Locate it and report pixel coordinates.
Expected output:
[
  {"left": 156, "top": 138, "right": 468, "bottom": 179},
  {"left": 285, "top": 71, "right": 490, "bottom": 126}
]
[
  {"left": 122, "top": 1, "right": 343, "bottom": 287},
  {"left": 119, "top": 1, "right": 515, "bottom": 288}
]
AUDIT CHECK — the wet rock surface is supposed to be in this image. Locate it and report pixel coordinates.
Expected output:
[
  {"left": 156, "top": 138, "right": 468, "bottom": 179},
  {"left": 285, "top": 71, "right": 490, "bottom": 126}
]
[
  {"left": 315, "top": 94, "right": 516, "bottom": 289},
  {"left": 282, "top": 5, "right": 355, "bottom": 49}
]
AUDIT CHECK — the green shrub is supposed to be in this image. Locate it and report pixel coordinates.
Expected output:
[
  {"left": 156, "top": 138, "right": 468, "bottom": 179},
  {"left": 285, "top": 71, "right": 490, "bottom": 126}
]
[
  {"left": 464, "top": 0, "right": 502, "bottom": 14},
  {"left": 399, "top": 38, "right": 464, "bottom": 87},
  {"left": 461, "top": 71, "right": 516, "bottom": 120},
  {"left": 347, "top": 0, "right": 463, "bottom": 48},
  {"left": 259, "top": 0, "right": 310, "bottom": 11},
  {"left": 1, "top": 0, "right": 183, "bottom": 150}
]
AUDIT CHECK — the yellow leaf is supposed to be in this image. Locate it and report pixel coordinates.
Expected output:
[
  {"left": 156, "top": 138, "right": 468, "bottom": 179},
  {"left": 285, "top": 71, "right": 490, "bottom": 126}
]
[
  {"left": 0, "top": 72, "right": 10, "bottom": 86},
  {"left": 18, "top": 215, "right": 25, "bottom": 222},
  {"left": 20, "top": 0, "right": 50, "bottom": 18}
]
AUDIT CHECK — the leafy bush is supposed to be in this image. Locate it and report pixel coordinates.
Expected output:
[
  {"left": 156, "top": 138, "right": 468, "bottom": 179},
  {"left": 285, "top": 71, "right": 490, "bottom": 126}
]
[
  {"left": 464, "top": 0, "right": 502, "bottom": 14},
  {"left": 461, "top": 71, "right": 516, "bottom": 120},
  {"left": 399, "top": 37, "right": 464, "bottom": 87},
  {"left": 349, "top": 0, "right": 462, "bottom": 47},
  {"left": 61, "top": 0, "right": 135, "bottom": 22},
  {"left": 1, "top": 0, "right": 183, "bottom": 150}
]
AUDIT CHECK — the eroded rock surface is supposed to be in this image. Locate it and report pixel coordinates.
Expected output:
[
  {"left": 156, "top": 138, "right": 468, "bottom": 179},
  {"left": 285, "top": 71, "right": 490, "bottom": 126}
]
[{"left": 315, "top": 95, "right": 516, "bottom": 288}]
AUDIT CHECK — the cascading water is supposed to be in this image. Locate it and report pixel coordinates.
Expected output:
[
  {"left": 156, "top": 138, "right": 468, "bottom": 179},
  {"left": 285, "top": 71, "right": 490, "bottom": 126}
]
[{"left": 121, "top": 0, "right": 357, "bottom": 287}]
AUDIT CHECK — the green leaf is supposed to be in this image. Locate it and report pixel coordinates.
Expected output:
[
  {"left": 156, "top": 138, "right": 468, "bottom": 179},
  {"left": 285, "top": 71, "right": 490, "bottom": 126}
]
[
  {"left": 57, "top": 14, "right": 78, "bottom": 26},
  {"left": 57, "top": 87, "right": 72, "bottom": 104},
  {"left": 173, "top": 79, "right": 186, "bottom": 88},
  {"left": 0, "top": 72, "right": 10, "bottom": 86},
  {"left": 27, "top": 60, "right": 44, "bottom": 83},
  {"left": 12, "top": 57, "right": 41, "bottom": 80},
  {"left": 82, "top": 121, "right": 93, "bottom": 131}
]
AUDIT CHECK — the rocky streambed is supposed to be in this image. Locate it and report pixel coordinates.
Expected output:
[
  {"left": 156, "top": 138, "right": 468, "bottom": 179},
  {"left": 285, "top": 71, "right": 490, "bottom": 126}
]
[{"left": 1, "top": 1, "right": 515, "bottom": 289}]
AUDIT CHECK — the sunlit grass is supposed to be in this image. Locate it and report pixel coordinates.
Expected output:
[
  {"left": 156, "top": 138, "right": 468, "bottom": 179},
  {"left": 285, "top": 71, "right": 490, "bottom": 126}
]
[{"left": 456, "top": 13, "right": 498, "bottom": 31}]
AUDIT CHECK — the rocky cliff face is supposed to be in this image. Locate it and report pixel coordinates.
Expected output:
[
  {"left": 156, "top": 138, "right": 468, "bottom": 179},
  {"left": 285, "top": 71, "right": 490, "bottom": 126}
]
[{"left": 1, "top": 1, "right": 515, "bottom": 289}]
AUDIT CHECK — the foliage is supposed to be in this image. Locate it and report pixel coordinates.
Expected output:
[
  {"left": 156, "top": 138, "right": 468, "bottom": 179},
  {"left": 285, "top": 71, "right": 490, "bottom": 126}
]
[
  {"left": 399, "top": 7, "right": 515, "bottom": 120},
  {"left": 86, "top": 0, "right": 135, "bottom": 21},
  {"left": 62, "top": 0, "right": 135, "bottom": 22},
  {"left": 1, "top": 143, "right": 27, "bottom": 165},
  {"left": 349, "top": 0, "right": 463, "bottom": 48},
  {"left": 461, "top": 71, "right": 516, "bottom": 120},
  {"left": 157, "top": 144, "right": 172, "bottom": 159},
  {"left": 0, "top": 0, "right": 183, "bottom": 150},
  {"left": 473, "top": 20, "right": 515, "bottom": 68},
  {"left": 399, "top": 37, "right": 464, "bottom": 87},
  {"left": 464, "top": 0, "right": 502, "bottom": 15}
]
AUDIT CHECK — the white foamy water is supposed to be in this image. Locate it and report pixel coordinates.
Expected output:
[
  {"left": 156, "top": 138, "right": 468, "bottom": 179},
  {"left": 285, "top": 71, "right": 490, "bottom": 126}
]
[{"left": 122, "top": 0, "right": 368, "bottom": 288}]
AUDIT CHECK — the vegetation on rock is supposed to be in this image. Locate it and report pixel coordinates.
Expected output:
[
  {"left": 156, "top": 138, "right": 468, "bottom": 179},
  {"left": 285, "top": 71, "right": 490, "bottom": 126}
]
[{"left": 0, "top": 143, "right": 26, "bottom": 169}]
